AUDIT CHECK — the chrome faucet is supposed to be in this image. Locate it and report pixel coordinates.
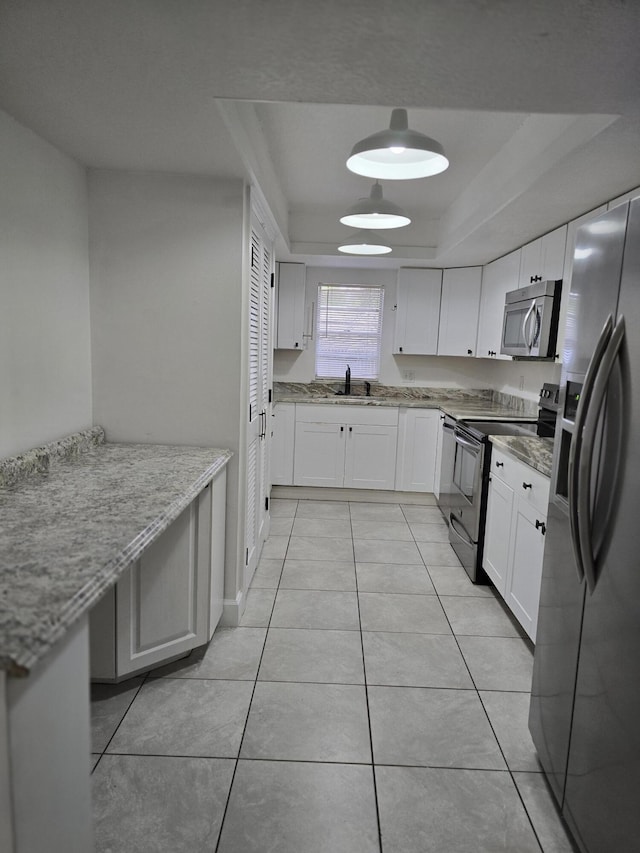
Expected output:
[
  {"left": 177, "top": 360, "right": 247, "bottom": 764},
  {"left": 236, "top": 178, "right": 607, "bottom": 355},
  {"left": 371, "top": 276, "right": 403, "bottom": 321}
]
[{"left": 345, "top": 365, "right": 351, "bottom": 395}]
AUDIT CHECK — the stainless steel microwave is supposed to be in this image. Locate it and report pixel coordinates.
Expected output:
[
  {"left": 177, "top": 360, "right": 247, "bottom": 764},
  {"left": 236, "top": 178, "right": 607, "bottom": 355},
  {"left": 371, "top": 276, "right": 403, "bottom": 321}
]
[{"left": 501, "top": 279, "right": 561, "bottom": 358}]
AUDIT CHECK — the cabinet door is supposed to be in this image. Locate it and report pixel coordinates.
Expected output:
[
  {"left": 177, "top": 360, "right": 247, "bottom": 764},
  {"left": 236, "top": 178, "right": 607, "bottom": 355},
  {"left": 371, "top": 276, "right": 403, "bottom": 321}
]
[
  {"left": 507, "top": 498, "right": 546, "bottom": 641},
  {"left": 271, "top": 403, "right": 295, "bottom": 486},
  {"left": 519, "top": 226, "right": 567, "bottom": 287},
  {"left": 483, "top": 473, "right": 515, "bottom": 595},
  {"left": 394, "top": 268, "right": 442, "bottom": 354},
  {"left": 541, "top": 225, "right": 567, "bottom": 281},
  {"left": 207, "top": 470, "right": 227, "bottom": 640},
  {"left": 115, "top": 500, "right": 208, "bottom": 677},
  {"left": 476, "top": 249, "right": 520, "bottom": 360},
  {"left": 344, "top": 424, "right": 398, "bottom": 490},
  {"left": 294, "top": 421, "right": 345, "bottom": 487},
  {"left": 276, "top": 262, "right": 305, "bottom": 349},
  {"left": 437, "top": 267, "right": 482, "bottom": 356},
  {"left": 396, "top": 408, "right": 440, "bottom": 492}
]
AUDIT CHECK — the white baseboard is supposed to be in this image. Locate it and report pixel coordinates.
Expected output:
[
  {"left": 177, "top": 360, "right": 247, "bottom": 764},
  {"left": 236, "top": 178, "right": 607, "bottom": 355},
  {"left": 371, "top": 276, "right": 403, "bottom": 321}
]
[
  {"left": 220, "top": 590, "right": 245, "bottom": 628},
  {"left": 271, "top": 485, "right": 437, "bottom": 505}
]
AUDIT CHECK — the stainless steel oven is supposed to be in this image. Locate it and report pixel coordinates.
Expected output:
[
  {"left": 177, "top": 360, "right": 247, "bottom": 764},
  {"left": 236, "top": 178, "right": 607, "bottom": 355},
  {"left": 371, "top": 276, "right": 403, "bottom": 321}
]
[{"left": 447, "top": 419, "right": 541, "bottom": 582}]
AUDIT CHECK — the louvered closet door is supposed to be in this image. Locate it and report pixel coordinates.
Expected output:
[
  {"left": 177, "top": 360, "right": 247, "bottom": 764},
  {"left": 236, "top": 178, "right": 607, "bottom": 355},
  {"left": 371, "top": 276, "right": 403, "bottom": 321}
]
[
  {"left": 245, "top": 216, "right": 274, "bottom": 588},
  {"left": 245, "top": 226, "right": 261, "bottom": 584},
  {"left": 258, "top": 237, "right": 273, "bottom": 546}
]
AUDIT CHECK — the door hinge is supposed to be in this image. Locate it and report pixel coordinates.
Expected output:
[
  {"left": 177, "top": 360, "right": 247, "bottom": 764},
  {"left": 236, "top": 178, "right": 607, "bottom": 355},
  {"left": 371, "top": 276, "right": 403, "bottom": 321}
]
[
  {"left": 268, "top": 388, "right": 272, "bottom": 403},
  {"left": 265, "top": 496, "right": 269, "bottom": 511},
  {"left": 270, "top": 272, "right": 275, "bottom": 288}
]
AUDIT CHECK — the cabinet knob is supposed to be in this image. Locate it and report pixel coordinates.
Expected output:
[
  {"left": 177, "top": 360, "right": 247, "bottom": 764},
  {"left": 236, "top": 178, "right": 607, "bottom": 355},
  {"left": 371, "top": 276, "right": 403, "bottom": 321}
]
[
  {"left": 294, "top": 342, "right": 299, "bottom": 348},
  {"left": 522, "top": 482, "right": 533, "bottom": 490},
  {"left": 349, "top": 426, "right": 353, "bottom": 432},
  {"left": 467, "top": 348, "right": 473, "bottom": 355},
  {"left": 399, "top": 346, "right": 403, "bottom": 352},
  {"left": 340, "top": 426, "right": 344, "bottom": 432},
  {"left": 496, "top": 461, "right": 504, "bottom": 468}
]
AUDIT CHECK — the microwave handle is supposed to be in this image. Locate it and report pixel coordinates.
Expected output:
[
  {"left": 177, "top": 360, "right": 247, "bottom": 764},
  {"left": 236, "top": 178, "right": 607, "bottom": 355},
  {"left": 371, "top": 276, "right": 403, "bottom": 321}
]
[{"left": 522, "top": 299, "right": 536, "bottom": 350}]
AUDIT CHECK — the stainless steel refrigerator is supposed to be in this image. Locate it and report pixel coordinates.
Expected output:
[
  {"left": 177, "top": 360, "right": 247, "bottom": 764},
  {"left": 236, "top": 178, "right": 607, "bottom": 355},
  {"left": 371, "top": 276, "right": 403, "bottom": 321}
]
[{"left": 529, "top": 197, "right": 640, "bottom": 853}]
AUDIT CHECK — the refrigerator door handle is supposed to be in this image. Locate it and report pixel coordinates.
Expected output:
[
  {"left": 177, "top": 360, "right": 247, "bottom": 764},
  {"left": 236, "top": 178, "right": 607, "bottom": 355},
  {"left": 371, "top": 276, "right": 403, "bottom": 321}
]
[
  {"left": 577, "top": 315, "right": 626, "bottom": 593},
  {"left": 568, "top": 314, "right": 614, "bottom": 584}
]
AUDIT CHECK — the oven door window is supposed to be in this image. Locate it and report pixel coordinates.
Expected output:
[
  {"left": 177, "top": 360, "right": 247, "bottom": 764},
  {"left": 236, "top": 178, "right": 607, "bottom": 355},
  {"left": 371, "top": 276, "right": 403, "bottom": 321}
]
[{"left": 453, "top": 434, "right": 480, "bottom": 503}]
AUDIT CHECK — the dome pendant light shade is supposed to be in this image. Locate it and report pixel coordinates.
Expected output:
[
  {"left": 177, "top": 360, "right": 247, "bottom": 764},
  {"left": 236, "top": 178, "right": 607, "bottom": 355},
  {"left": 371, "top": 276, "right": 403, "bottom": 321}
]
[
  {"left": 339, "top": 181, "right": 411, "bottom": 229},
  {"left": 338, "top": 229, "right": 392, "bottom": 255},
  {"left": 347, "top": 108, "right": 449, "bottom": 180}
]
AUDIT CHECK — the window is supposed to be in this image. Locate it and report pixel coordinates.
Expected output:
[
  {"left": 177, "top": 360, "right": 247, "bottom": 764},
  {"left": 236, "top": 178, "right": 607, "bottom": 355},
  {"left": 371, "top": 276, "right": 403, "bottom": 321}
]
[{"left": 315, "top": 284, "right": 384, "bottom": 379}]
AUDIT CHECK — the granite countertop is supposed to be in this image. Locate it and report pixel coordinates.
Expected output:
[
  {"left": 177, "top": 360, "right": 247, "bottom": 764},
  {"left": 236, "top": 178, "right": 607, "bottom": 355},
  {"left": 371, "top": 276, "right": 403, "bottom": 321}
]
[
  {"left": 490, "top": 435, "right": 555, "bottom": 477},
  {"left": 274, "top": 382, "right": 538, "bottom": 421},
  {"left": 0, "top": 428, "right": 232, "bottom": 676}
]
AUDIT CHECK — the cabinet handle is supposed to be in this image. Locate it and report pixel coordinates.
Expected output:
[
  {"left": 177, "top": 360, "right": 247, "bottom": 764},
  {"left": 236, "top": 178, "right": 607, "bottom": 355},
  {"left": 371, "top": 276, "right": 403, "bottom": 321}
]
[
  {"left": 467, "top": 348, "right": 473, "bottom": 355},
  {"left": 399, "top": 346, "right": 403, "bottom": 352},
  {"left": 340, "top": 426, "right": 344, "bottom": 432},
  {"left": 535, "top": 519, "right": 547, "bottom": 535},
  {"left": 530, "top": 275, "right": 543, "bottom": 283},
  {"left": 496, "top": 461, "right": 504, "bottom": 468},
  {"left": 522, "top": 482, "right": 533, "bottom": 490},
  {"left": 294, "top": 341, "right": 299, "bottom": 348},
  {"left": 488, "top": 350, "right": 496, "bottom": 357},
  {"left": 349, "top": 426, "right": 353, "bottom": 432}
]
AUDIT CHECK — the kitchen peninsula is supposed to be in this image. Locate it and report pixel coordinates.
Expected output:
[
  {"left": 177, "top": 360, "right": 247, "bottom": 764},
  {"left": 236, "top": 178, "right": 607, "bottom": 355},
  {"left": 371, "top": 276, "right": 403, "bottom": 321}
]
[{"left": 0, "top": 428, "right": 231, "bottom": 852}]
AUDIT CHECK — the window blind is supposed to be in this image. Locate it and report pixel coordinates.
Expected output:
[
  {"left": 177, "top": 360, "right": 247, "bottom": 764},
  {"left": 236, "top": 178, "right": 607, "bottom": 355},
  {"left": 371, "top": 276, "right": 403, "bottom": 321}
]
[{"left": 315, "top": 284, "right": 384, "bottom": 379}]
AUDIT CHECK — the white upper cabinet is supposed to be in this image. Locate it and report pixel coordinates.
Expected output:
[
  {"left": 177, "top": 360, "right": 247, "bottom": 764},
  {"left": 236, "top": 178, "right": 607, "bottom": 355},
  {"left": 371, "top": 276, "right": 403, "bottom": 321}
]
[
  {"left": 518, "top": 225, "right": 567, "bottom": 288},
  {"left": 607, "top": 187, "right": 640, "bottom": 210},
  {"left": 275, "top": 261, "right": 305, "bottom": 350},
  {"left": 393, "top": 268, "right": 442, "bottom": 355},
  {"left": 476, "top": 249, "right": 520, "bottom": 360},
  {"left": 437, "top": 267, "right": 482, "bottom": 357}
]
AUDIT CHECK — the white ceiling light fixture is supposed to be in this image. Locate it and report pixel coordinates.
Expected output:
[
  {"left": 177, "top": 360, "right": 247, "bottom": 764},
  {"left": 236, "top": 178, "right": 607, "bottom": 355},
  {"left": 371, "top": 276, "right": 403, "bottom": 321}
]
[
  {"left": 338, "top": 229, "right": 392, "bottom": 255},
  {"left": 339, "top": 181, "right": 411, "bottom": 229},
  {"left": 347, "top": 108, "right": 449, "bottom": 180}
]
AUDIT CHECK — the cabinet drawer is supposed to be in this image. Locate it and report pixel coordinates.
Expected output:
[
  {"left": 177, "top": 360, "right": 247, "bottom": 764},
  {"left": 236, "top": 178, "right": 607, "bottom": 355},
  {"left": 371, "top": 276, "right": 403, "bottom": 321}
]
[
  {"left": 491, "top": 447, "right": 549, "bottom": 515},
  {"left": 295, "top": 403, "right": 398, "bottom": 426}
]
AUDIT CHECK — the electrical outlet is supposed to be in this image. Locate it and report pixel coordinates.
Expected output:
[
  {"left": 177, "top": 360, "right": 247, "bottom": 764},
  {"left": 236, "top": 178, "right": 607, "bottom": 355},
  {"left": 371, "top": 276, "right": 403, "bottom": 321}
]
[
  {"left": 519, "top": 375, "right": 525, "bottom": 390},
  {"left": 403, "top": 370, "right": 415, "bottom": 382}
]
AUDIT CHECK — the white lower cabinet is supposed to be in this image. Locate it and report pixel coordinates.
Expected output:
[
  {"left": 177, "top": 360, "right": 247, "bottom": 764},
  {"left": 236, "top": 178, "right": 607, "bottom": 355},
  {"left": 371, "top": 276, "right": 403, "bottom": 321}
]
[
  {"left": 483, "top": 447, "right": 549, "bottom": 641},
  {"left": 395, "top": 408, "right": 440, "bottom": 492},
  {"left": 271, "top": 403, "right": 296, "bottom": 485},
  {"left": 89, "top": 469, "right": 227, "bottom": 681},
  {"left": 293, "top": 404, "right": 398, "bottom": 490}
]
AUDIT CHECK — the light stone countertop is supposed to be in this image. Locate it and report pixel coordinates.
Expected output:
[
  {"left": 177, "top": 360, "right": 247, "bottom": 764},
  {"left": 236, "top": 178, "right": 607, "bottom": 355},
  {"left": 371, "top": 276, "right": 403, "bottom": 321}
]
[
  {"left": 274, "top": 382, "right": 538, "bottom": 421},
  {"left": 0, "top": 433, "right": 232, "bottom": 676},
  {"left": 490, "top": 435, "right": 555, "bottom": 477}
]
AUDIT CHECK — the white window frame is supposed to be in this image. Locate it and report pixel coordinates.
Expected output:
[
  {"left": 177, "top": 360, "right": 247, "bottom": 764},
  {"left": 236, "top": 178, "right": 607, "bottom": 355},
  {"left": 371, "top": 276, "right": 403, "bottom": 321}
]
[{"left": 315, "top": 283, "right": 384, "bottom": 380}]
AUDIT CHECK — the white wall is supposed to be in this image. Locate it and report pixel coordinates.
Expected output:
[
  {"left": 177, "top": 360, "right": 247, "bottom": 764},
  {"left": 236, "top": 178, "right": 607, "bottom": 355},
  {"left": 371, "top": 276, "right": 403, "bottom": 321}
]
[
  {"left": 88, "top": 170, "right": 246, "bottom": 610},
  {"left": 0, "top": 110, "right": 92, "bottom": 458},
  {"left": 273, "top": 265, "right": 559, "bottom": 400}
]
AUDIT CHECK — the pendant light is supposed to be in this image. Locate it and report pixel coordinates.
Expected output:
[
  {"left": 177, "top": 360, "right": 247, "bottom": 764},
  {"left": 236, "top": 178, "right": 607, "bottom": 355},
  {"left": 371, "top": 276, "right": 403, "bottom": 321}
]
[
  {"left": 347, "top": 108, "right": 449, "bottom": 180},
  {"left": 338, "top": 229, "right": 392, "bottom": 255},
  {"left": 340, "top": 181, "right": 411, "bottom": 229}
]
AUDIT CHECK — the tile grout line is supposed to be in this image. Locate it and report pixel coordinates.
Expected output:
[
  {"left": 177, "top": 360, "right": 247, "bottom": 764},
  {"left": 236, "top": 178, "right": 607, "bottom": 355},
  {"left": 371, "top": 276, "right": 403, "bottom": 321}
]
[
  {"left": 213, "top": 499, "right": 297, "bottom": 853},
  {"left": 349, "top": 500, "right": 385, "bottom": 853},
  {"left": 400, "top": 503, "right": 547, "bottom": 852}
]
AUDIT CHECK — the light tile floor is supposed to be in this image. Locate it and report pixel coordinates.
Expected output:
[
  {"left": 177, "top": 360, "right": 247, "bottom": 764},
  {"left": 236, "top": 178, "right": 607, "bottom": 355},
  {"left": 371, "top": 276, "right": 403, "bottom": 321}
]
[{"left": 90, "top": 496, "right": 577, "bottom": 852}]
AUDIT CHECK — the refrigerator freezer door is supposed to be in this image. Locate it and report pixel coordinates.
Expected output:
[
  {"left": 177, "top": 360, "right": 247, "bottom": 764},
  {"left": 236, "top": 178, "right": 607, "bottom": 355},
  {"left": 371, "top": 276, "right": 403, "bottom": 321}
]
[
  {"left": 562, "top": 197, "right": 640, "bottom": 853},
  {"left": 529, "top": 204, "right": 628, "bottom": 808},
  {"left": 562, "top": 204, "right": 628, "bottom": 378}
]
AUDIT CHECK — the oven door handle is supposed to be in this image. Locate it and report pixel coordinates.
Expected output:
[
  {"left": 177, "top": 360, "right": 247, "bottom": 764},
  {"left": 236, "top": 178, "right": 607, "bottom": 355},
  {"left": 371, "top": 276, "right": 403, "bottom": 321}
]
[
  {"left": 453, "top": 431, "right": 481, "bottom": 454},
  {"left": 449, "top": 513, "right": 476, "bottom": 548}
]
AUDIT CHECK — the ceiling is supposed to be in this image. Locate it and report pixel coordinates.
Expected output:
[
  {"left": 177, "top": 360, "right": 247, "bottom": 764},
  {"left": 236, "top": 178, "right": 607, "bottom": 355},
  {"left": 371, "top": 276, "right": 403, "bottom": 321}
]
[{"left": 1, "top": 0, "right": 639, "bottom": 268}]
